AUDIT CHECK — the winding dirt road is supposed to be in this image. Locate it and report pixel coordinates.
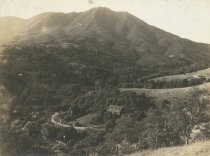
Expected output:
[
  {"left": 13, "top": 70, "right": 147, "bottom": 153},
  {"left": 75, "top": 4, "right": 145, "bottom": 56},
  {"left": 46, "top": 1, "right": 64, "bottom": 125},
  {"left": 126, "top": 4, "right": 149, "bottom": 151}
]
[
  {"left": 51, "top": 112, "right": 71, "bottom": 128},
  {"left": 51, "top": 112, "right": 99, "bottom": 131}
]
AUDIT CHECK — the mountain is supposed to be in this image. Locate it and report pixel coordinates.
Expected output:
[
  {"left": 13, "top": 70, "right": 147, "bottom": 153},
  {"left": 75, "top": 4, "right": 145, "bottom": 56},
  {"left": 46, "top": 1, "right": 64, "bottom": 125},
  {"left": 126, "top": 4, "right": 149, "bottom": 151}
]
[
  {"left": 1, "top": 7, "right": 210, "bottom": 67},
  {"left": 0, "top": 16, "right": 25, "bottom": 44},
  {"left": 1, "top": 7, "right": 210, "bottom": 156}
]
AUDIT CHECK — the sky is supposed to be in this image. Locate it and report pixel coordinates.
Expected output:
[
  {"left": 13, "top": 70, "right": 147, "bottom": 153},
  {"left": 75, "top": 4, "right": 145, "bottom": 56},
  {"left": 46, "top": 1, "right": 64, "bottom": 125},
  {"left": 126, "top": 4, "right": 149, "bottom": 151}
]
[{"left": 0, "top": 0, "right": 210, "bottom": 44}]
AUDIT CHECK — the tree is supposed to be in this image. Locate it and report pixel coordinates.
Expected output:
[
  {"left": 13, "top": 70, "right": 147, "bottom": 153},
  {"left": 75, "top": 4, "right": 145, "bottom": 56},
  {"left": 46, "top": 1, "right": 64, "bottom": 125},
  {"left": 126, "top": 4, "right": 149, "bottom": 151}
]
[{"left": 181, "top": 88, "right": 209, "bottom": 144}]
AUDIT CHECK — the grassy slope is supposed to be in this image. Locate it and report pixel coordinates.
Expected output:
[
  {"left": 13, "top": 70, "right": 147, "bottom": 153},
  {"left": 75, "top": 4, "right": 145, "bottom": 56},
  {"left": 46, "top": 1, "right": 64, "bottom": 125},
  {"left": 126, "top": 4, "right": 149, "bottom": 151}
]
[
  {"left": 129, "top": 141, "right": 210, "bottom": 156},
  {"left": 120, "top": 82, "right": 210, "bottom": 101},
  {"left": 122, "top": 84, "right": 210, "bottom": 156},
  {"left": 75, "top": 113, "right": 97, "bottom": 126},
  {"left": 149, "top": 68, "right": 210, "bottom": 82},
  {"left": 121, "top": 83, "right": 210, "bottom": 119}
]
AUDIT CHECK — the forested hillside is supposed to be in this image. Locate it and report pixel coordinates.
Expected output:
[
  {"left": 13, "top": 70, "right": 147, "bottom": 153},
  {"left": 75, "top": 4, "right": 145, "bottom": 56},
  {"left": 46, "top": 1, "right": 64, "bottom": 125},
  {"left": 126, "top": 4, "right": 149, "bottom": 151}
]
[{"left": 0, "top": 7, "right": 210, "bottom": 155}]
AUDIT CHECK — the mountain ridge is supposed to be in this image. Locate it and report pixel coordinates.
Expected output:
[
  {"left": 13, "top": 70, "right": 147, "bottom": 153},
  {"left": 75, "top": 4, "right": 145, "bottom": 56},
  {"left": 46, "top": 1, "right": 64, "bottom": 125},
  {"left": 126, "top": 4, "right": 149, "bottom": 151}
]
[
  {"left": 0, "top": 7, "right": 203, "bottom": 43},
  {"left": 0, "top": 7, "right": 210, "bottom": 67}
]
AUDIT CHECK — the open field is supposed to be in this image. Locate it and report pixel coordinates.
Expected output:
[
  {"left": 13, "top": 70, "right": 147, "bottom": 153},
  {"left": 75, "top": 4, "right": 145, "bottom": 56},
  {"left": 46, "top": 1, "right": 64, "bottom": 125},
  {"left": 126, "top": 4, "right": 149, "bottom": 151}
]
[
  {"left": 149, "top": 68, "right": 210, "bottom": 83},
  {"left": 121, "top": 82, "right": 210, "bottom": 100},
  {"left": 75, "top": 113, "right": 97, "bottom": 126},
  {"left": 128, "top": 141, "right": 210, "bottom": 156},
  {"left": 121, "top": 83, "right": 210, "bottom": 118}
]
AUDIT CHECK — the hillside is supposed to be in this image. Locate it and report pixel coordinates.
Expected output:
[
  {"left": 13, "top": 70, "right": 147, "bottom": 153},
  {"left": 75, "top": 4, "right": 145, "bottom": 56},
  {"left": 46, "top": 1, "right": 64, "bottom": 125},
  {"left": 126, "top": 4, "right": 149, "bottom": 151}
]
[
  {"left": 1, "top": 7, "right": 210, "bottom": 68},
  {"left": 129, "top": 141, "right": 210, "bottom": 156},
  {"left": 0, "top": 7, "right": 210, "bottom": 156},
  {"left": 149, "top": 67, "right": 210, "bottom": 83},
  {"left": 121, "top": 82, "right": 210, "bottom": 100},
  {"left": 0, "top": 16, "right": 25, "bottom": 45},
  {"left": 144, "top": 67, "right": 210, "bottom": 89},
  {"left": 121, "top": 83, "right": 210, "bottom": 119}
]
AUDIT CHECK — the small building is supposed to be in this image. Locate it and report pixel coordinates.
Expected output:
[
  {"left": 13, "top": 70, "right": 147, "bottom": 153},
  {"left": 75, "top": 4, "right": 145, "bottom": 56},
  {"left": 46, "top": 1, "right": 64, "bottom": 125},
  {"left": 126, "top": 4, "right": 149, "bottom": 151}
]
[{"left": 107, "top": 105, "right": 124, "bottom": 115}]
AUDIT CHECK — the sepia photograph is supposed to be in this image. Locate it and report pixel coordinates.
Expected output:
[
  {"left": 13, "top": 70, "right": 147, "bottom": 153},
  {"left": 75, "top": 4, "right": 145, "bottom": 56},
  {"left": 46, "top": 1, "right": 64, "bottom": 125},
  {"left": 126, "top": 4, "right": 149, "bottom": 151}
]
[{"left": 0, "top": 0, "right": 210, "bottom": 155}]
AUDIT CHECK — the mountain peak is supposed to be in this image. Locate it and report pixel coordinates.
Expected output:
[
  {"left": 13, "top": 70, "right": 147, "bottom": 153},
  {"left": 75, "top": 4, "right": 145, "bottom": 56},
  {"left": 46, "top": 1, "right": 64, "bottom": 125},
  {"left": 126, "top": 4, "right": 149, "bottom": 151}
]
[
  {"left": 88, "top": 7, "right": 113, "bottom": 13},
  {"left": 88, "top": 7, "right": 131, "bottom": 17}
]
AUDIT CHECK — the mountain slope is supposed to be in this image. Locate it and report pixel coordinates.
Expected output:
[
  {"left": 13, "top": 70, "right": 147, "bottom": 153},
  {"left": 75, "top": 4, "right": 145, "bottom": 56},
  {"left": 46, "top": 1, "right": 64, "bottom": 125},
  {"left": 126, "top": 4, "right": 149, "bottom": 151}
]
[
  {"left": 2, "top": 7, "right": 210, "bottom": 67},
  {"left": 1, "top": 7, "right": 210, "bottom": 156},
  {"left": 0, "top": 16, "right": 25, "bottom": 44}
]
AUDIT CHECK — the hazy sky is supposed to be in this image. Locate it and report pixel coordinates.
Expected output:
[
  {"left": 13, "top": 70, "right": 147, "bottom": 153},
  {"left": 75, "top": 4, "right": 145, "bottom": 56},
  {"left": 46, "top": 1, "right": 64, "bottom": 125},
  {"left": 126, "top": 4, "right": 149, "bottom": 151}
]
[{"left": 0, "top": 0, "right": 210, "bottom": 43}]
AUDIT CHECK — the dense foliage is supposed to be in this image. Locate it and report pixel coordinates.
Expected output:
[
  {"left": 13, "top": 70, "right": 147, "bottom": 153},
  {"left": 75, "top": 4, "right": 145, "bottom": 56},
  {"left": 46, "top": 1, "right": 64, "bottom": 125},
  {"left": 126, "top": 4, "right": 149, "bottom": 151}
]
[{"left": 0, "top": 45, "right": 209, "bottom": 155}]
